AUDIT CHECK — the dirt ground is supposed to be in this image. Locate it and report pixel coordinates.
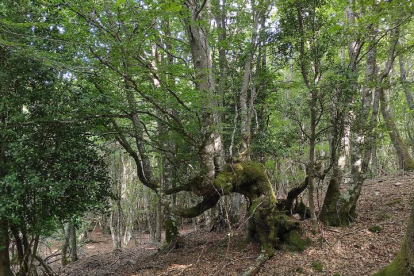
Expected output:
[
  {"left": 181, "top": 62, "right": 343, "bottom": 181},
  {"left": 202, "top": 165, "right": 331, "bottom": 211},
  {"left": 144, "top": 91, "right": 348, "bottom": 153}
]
[{"left": 60, "top": 172, "right": 414, "bottom": 276}]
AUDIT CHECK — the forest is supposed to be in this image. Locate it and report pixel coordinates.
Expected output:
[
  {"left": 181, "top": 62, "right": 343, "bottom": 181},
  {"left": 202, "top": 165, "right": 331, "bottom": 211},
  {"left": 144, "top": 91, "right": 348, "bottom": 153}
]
[{"left": 1, "top": 0, "right": 414, "bottom": 275}]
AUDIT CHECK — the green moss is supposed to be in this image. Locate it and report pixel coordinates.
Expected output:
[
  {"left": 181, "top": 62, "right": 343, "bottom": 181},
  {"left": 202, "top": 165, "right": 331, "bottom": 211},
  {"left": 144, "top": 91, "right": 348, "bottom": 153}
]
[
  {"left": 386, "top": 198, "right": 402, "bottom": 206},
  {"left": 296, "top": 267, "right": 304, "bottom": 273},
  {"left": 214, "top": 173, "right": 234, "bottom": 194},
  {"left": 252, "top": 203, "right": 276, "bottom": 257},
  {"left": 368, "top": 225, "right": 383, "bottom": 233},
  {"left": 283, "top": 230, "right": 311, "bottom": 252},
  {"left": 377, "top": 212, "right": 391, "bottom": 221},
  {"left": 165, "top": 217, "right": 179, "bottom": 244},
  {"left": 373, "top": 250, "right": 406, "bottom": 276},
  {"left": 312, "top": 260, "right": 323, "bottom": 272},
  {"left": 333, "top": 273, "right": 341, "bottom": 276}
]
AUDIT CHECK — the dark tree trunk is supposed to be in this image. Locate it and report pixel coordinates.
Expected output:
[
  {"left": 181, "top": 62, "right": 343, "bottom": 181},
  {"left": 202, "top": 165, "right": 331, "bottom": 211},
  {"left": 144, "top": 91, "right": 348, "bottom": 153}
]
[{"left": 0, "top": 219, "right": 13, "bottom": 276}]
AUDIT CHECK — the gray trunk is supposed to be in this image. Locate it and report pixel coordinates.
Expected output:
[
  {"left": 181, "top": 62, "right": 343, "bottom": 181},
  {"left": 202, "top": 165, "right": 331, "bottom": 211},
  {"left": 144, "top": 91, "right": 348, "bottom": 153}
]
[
  {"left": 379, "top": 86, "right": 414, "bottom": 171},
  {"left": 239, "top": 3, "right": 263, "bottom": 157},
  {"left": 186, "top": 0, "right": 223, "bottom": 191},
  {"left": 399, "top": 55, "right": 414, "bottom": 114},
  {"left": 61, "top": 224, "right": 70, "bottom": 266},
  {"left": 69, "top": 223, "right": 78, "bottom": 262}
]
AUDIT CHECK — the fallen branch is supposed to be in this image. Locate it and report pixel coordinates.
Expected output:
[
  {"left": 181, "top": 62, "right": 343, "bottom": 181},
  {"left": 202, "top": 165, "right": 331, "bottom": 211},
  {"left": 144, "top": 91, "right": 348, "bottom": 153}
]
[
  {"left": 241, "top": 253, "right": 269, "bottom": 276},
  {"left": 35, "top": 255, "right": 56, "bottom": 276}
]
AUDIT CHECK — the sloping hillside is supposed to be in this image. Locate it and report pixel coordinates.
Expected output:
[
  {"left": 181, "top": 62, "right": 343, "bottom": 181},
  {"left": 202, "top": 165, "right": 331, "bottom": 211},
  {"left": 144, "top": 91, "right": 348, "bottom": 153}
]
[{"left": 62, "top": 172, "right": 414, "bottom": 276}]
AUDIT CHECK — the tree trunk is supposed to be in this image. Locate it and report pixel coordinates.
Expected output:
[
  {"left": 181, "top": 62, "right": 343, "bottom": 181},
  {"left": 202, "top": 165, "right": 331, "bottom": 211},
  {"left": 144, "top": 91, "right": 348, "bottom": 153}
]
[
  {"left": 69, "top": 223, "right": 78, "bottom": 262},
  {"left": 399, "top": 54, "right": 414, "bottom": 158},
  {"left": 373, "top": 204, "right": 414, "bottom": 275},
  {"left": 186, "top": 0, "right": 220, "bottom": 192},
  {"left": 155, "top": 197, "right": 162, "bottom": 242},
  {"left": 379, "top": 86, "right": 414, "bottom": 171},
  {"left": 239, "top": 2, "right": 263, "bottom": 158},
  {"left": 61, "top": 224, "right": 70, "bottom": 266},
  {"left": 308, "top": 95, "right": 318, "bottom": 233},
  {"left": 0, "top": 219, "right": 13, "bottom": 276},
  {"left": 110, "top": 211, "right": 122, "bottom": 250},
  {"left": 399, "top": 55, "right": 414, "bottom": 115},
  {"left": 172, "top": 162, "right": 307, "bottom": 257}
]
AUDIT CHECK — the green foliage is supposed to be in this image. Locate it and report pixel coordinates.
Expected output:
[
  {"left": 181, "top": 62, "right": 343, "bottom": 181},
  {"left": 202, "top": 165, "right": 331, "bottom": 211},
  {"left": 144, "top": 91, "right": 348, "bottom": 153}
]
[{"left": 0, "top": 4, "right": 112, "bottom": 238}]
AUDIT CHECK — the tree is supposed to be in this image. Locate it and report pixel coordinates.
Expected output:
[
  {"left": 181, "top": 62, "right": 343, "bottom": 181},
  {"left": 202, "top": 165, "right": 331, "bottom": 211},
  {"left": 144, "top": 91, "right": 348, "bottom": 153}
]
[{"left": 0, "top": 7, "right": 112, "bottom": 272}]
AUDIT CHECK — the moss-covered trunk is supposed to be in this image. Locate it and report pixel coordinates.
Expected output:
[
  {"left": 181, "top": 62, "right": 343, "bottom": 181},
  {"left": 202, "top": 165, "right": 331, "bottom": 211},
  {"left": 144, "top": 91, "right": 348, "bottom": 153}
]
[
  {"left": 373, "top": 204, "right": 414, "bottom": 275},
  {"left": 172, "top": 162, "right": 306, "bottom": 257},
  {"left": 164, "top": 215, "right": 179, "bottom": 245},
  {"left": 320, "top": 177, "right": 343, "bottom": 226}
]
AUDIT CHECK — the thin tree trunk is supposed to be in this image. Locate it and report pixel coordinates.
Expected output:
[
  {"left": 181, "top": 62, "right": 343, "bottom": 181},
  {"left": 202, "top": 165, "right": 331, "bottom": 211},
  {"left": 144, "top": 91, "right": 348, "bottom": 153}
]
[
  {"left": 69, "top": 223, "right": 78, "bottom": 262},
  {"left": 144, "top": 189, "right": 155, "bottom": 241},
  {"left": 61, "top": 224, "right": 70, "bottom": 266},
  {"left": 399, "top": 55, "right": 414, "bottom": 114},
  {"left": 155, "top": 197, "right": 162, "bottom": 242},
  {"left": 379, "top": 86, "right": 414, "bottom": 170},
  {"left": 308, "top": 95, "right": 318, "bottom": 233},
  {"left": 0, "top": 219, "right": 13, "bottom": 276},
  {"left": 0, "top": 94, "right": 12, "bottom": 276},
  {"left": 110, "top": 209, "right": 122, "bottom": 250},
  {"left": 239, "top": 2, "right": 263, "bottom": 158}
]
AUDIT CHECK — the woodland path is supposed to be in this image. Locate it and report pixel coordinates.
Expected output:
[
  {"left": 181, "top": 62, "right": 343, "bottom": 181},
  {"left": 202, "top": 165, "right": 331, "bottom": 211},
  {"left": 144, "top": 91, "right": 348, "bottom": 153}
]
[{"left": 62, "top": 172, "right": 414, "bottom": 276}]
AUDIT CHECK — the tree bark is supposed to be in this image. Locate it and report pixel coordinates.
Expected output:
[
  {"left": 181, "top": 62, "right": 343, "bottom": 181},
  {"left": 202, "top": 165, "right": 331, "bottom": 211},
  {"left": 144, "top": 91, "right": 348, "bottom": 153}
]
[
  {"left": 379, "top": 85, "right": 414, "bottom": 171},
  {"left": 173, "top": 162, "right": 306, "bottom": 257},
  {"left": 144, "top": 188, "right": 155, "bottom": 242},
  {"left": 399, "top": 54, "right": 414, "bottom": 159},
  {"left": 399, "top": 55, "right": 414, "bottom": 115},
  {"left": 377, "top": 29, "right": 414, "bottom": 171},
  {"left": 0, "top": 219, "right": 13, "bottom": 276},
  {"left": 239, "top": 2, "right": 264, "bottom": 158},
  {"left": 61, "top": 224, "right": 70, "bottom": 266},
  {"left": 186, "top": 0, "right": 221, "bottom": 191},
  {"left": 69, "top": 223, "right": 78, "bottom": 262},
  {"left": 308, "top": 96, "right": 318, "bottom": 233}
]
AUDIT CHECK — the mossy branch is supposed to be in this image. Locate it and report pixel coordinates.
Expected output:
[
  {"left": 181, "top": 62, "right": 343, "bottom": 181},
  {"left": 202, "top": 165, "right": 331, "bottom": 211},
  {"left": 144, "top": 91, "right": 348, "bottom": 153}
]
[{"left": 173, "top": 193, "right": 220, "bottom": 218}]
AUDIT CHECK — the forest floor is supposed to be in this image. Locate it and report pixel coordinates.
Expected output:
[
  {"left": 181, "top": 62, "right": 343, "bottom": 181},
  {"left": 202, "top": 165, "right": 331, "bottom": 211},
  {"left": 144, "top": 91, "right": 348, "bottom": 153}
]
[{"left": 61, "top": 172, "right": 414, "bottom": 276}]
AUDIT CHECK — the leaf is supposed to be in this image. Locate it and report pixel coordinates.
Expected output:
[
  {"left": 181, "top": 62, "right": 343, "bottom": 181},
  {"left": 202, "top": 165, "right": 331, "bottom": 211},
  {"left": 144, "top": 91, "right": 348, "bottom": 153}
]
[
  {"left": 164, "top": 2, "right": 182, "bottom": 12},
  {"left": 327, "top": 25, "right": 341, "bottom": 34},
  {"left": 116, "top": 0, "right": 126, "bottom": 7}
]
